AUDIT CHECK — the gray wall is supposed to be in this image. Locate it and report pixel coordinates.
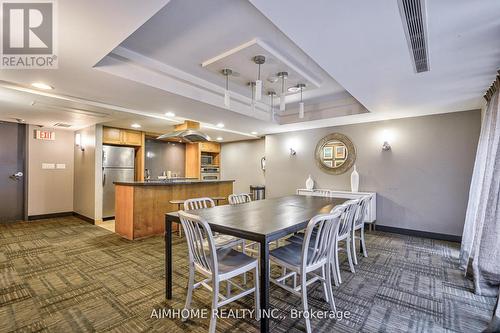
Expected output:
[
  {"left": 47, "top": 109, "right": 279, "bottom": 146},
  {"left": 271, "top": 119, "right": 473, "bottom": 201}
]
[
  {"left": 28, "top": 125, "right": 74, "bottom": 216},
  {"left": 221, "top": 139, "right": 265, "bottom": 193},
  {"left": 145, "top": 139, "right": 185, "bottom": 179},
  {"left": 265, "top": 111, "right": 481, "bottom": 236}
]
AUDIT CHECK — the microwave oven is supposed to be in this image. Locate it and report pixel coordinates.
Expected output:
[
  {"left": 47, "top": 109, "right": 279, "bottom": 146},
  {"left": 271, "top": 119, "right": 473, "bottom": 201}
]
[{"left": 201, "top": 154, "right": 213, "bottom": 165}]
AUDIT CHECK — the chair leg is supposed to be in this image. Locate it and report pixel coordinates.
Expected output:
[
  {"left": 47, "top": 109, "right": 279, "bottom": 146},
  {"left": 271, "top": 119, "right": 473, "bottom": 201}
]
[
  {"left": 226, "top": 280, "right": 231, "bottom": 298},
  {"left": 334, "top": 241, "right": 342, "bottom": 285},
  {"left": 301, "top": 277, "right": 312, "bottom": 333},
  {"left": 183, "top": 263, "right": 195, "bottom": 321},
  {"left": 352, "top": 230, "right": 359, "bottom": 266},
  {"left": 325, "top": 263, "right": 337, "bottom": 312},
  {"left": 242, "top": 242, "right": 247, "bottom": 285},
  {"left": 346, "top": 238, "right": 356, "bottom": 274},
  {"left": 361, "top": 226, "right": 368, "bottom": 257},
  {"left": 254, "top": 266, "right": 260, "bottom": 321},
  {"left": 209, "top": 281, "right": 219, "bottom": 333},
  {"left": 321, "top": 266, "right": 329, "bottom": 303}
]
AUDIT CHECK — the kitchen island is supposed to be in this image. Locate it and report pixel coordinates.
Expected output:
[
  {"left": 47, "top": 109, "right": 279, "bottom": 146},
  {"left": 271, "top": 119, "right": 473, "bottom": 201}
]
[{"left": 114, "top": 180, "right": 234, "bottom": 240}]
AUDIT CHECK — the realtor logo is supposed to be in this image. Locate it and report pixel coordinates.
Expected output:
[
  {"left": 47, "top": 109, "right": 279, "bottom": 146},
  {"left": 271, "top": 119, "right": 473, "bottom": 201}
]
[{"left": 1, "top": 0, "right": 57, "bottom": 69}]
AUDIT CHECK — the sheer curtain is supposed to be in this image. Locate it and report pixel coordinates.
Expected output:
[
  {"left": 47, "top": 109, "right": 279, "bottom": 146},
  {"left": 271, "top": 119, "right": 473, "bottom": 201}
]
[{"left": 459, "top": 76, "right": 500, "bottom": 332}]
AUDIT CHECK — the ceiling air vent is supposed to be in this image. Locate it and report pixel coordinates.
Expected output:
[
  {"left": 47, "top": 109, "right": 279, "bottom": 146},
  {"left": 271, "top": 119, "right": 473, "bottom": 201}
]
[
  {"left": 53, "top": 122, "right": 72, "bottom": 128},
  {"left": 397, "top": 0, "right": 429, "bottom": 73}
]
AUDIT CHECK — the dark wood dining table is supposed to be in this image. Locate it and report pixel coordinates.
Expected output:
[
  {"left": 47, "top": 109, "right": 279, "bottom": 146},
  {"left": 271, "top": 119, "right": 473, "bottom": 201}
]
[{"left": 164, "top": 195, "right": 348, "bottom": 332}]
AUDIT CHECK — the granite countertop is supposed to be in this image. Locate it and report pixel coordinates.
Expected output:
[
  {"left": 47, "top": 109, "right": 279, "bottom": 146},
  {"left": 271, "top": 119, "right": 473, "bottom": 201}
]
[{"left": 114, "top": 179, "right": 235, "bottom": 186}]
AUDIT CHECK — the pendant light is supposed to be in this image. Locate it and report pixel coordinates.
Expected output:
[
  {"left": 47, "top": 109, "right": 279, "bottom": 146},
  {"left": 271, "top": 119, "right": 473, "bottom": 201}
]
[
  {"left": 297, "top": 83, "right": 306, "bottom": 118},
  {"left": 277, "top": 72, "right": 288, "bottom": 111},
  {"left": 268, "top": 90, "right": 277, "bottom": 121},
  {"left": 221, "top": 68, "right": 232, "bottom": 108},
  {"left": 249, "top": 81, "right": 256, "bottom": 112},
  {"left": 253, "top": 55, "right": 265, "bottom": 101}
]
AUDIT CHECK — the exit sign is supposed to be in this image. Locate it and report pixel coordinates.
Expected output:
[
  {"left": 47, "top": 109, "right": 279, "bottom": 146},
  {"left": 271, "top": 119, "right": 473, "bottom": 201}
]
[{"left": 34, "top": 130, "right": 55, "bottom": 141}]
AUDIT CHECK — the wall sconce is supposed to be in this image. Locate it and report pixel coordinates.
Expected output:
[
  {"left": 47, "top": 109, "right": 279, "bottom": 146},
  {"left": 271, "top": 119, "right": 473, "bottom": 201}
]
[
  {"left": 290, "top": 148, "right": 297, "bottom": 156},
  {"left": 75, "top": 133, "right": 85, "bottom": 151},
  {"left": 382, "top": 141, "right": 391, "bottom": 151},
  {"left": 381, "top": 129, "right": 393, "bottom": 151}
]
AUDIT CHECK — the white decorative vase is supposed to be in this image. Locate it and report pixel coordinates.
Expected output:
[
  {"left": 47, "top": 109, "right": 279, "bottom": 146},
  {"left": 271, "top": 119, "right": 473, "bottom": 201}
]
[
  {"left": 306, "top": 175, "right": 314, "bottom": 190},
  {"left": 350, "top": 165, "right": 359, "bottom": 192}
]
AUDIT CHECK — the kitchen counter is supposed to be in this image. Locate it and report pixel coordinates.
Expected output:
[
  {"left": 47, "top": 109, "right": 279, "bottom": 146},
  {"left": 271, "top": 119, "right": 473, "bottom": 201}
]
[
  {"left": 114, "top": 179, "right": 234, "bottom": 240},
  {"left": 113, "top": 179, "right": 234, "bottom": 186}
]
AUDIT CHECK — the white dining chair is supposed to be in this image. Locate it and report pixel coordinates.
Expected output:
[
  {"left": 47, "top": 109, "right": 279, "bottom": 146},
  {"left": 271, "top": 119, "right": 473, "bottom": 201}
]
[
  {"left": 330, "top": 199, "right": 359, "bottom": 285},
  {"left": 269, "top": 210, "right": 342, "bottom": 333},
  {"left": 315, "top": 189, "right": 333, "bottom": 197},
  {"left": 228, "top": 193, "right": 251, "bottom": 205},
  {"left": 178, "top": 211, "right": 260, "bottom": 333},
  {"left": 351, "top": 195, "right": 371, "bottom": 265},
  {"left": 184, "top": 197, "right": 247, "bottom": 293}
]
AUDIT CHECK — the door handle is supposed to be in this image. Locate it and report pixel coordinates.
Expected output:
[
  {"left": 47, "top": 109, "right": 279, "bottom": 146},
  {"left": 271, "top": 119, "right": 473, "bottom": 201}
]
[{"left": 10, "top": 171, "right": 23, "bottom": 180}]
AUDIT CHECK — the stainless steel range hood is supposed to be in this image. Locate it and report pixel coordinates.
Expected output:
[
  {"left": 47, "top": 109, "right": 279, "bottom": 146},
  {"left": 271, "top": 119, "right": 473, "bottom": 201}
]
[
  {"left": 156, "top": 129, "right": 210, "bottom": 142},
  {"left": 156, "top": 121, "right": 210, "bottom": 143}
]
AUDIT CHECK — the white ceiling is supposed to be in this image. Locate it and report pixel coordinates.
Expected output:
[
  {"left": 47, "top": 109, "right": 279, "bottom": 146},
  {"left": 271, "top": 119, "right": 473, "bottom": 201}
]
[
  {"left": 249, "top": 0, "right": 500, "bottom": 117},
  {"left": 0, "top": 0, "right": 498, "bottom": 141}
]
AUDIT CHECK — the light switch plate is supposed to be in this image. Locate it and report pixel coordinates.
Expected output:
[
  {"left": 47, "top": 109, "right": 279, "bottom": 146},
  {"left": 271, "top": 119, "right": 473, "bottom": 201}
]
[
  {"left": 56, "top": 163, "right": 66, "bottom": 169},
  {"left": 42, "top": 163, "right": 55, "bottom": 169}
]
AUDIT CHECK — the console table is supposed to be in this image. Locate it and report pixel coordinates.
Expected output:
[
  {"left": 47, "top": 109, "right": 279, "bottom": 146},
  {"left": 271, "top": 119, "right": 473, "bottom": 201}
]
[{"left": 296, "top": 189, "right": 377, "bottom": 227}]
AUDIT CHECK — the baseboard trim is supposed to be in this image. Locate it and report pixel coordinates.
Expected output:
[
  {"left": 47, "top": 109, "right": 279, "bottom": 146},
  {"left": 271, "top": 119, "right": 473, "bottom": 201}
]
[
  {"left": 102, "top": 216, "right": 115, "bottom": 221},
  {"left": 375, "top": 225, "right": 461, "bottom": 243},
  {"left": 28, "top": 212, "right": 73, "bottom": 220},
  {"left": 72, "top": 212, "right": 95, "bottom": 225}
]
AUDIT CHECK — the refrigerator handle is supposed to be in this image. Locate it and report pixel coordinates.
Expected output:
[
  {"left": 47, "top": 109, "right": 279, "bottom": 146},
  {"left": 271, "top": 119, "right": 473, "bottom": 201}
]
[{"left": 102, "top": 169, "right": 106, "bottom": 186}]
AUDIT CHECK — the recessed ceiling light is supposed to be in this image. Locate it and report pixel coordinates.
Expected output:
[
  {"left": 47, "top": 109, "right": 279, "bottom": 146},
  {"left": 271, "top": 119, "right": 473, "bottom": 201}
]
[
  {"left": 287, "top": 86, "right": 301, "bottom": 93},
  {"left": 216, "top": 137, "right": 223, "bottom": 141},
  {"left": 31, "top": 82, "right": 53, "bottom": 90},
  {"left": 251, "top": 131, "right": 258, "bottom": 135},
  {"left": 216, "top": 123, "right": 224, "bottom": 128},
  {"left": 165, "top": 112, "right": 175, "bottom": 117},
  {"left": 131, "top": 123, "right": 141, "bottom": 128}
]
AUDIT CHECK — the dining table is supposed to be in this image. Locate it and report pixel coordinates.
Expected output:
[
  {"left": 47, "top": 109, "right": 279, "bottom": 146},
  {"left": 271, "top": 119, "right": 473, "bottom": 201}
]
[{"left": 164, "top": 195, "right": 348, "bottom": 333}]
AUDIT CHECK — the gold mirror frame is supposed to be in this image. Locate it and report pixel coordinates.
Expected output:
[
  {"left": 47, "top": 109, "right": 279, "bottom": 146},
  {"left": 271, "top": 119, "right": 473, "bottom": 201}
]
[{"left": 315, "top": 133, "right": 356, "bottom": 175}]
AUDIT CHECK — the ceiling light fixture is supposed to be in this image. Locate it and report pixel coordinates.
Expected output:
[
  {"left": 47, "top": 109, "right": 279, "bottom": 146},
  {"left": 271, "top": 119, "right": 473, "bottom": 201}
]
[
  {"left": 268, "top": 90, "right": 277, "bottom": 122},
  {"left": 216, "top": 137, "right": 223, "bottom": 141},
  {"left": 277, "top": 72, "right": 288, "bottom": 112},
  {"left": 249, "top": 81, "right": 256, "bottom": 112},
  {"left": 253, "top": 55, "right": 265, "bottom": 101},
  {"left": 31, "top": 82, "right": 53, "bottom": 90},
  {"left": 221, "top": 68, "right": 232, "bottom": 108},
  {"left": 131, "top": 123, "right": 141, "bottom": 128},
  {"left": 297, "top": 83, "right": 306, "bottom": 119},
  {"left": 216, "top": 123, "right": 224, "bottom": 128},
  {"left": 165, "top": 112, "right": 175, "bottom": 117},
  {"left": 251, "top": 131, "right": 258, "bottom": 135}
]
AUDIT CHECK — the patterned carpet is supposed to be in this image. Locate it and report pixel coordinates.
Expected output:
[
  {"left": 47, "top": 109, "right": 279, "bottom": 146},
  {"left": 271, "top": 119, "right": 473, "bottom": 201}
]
[{"left": 0, "top": 217, "right": 496, "bottom": 332}]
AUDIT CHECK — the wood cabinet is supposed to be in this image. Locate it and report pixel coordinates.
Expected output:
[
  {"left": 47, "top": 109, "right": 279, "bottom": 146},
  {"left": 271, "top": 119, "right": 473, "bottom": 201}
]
[
  {"left": 103, "top": 127, "right": 143, "bottom": 146},
  {"left": 200, "top": 141, "right": 220, "bottom": 153},
  {"left": 185, "top": 142, "right": 221, "bottom": 179}
]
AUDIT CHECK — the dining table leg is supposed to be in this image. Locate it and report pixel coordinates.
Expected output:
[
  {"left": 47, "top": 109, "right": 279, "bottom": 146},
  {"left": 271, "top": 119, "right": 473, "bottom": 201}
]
[
  {"left": 165, "top": 217, "right": 173, "bottom": 299},
  {"left": 259, "top": 238, "right": 270, "bottom": 332}
]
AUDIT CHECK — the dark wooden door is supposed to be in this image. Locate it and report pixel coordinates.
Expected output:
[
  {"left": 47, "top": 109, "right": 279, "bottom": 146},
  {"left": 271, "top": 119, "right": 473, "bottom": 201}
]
[{"left": 0, "top": 122, "right": 25, "bottom": 222}]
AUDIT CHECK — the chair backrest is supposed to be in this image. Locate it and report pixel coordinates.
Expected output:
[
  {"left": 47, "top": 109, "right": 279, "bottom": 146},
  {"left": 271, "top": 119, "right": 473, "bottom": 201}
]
[
  {"left": 335, "top": 199, "right": 359, "bottom": 239},
  {"left": 315, "top": 189, "right": 333, "bottom": 197},
  {"left": 228, "top": 193, "right": 252, "bottom": 205},
  {"left": 184, "top": 197, "right": 215, "bottom": 210},
  {"left": 301, "top": 208, "right": 343, "bottom": 270},
  {"left": 178, "top": 211, "right": 217, "bottom": 276},
  {"left": 353, "top": 196, "right": 371, "bottom": 228}
]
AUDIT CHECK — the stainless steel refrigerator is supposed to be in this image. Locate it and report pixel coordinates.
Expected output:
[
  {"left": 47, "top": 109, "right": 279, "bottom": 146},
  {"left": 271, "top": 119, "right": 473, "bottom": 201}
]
[{"left": 102, "top": 145, "right": 135, "bottom": 218}]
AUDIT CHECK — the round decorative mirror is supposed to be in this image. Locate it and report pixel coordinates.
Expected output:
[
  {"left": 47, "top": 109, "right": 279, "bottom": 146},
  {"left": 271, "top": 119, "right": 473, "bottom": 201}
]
[{"left": 315, "top": 133, "right": 356, "bottom": 175}]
